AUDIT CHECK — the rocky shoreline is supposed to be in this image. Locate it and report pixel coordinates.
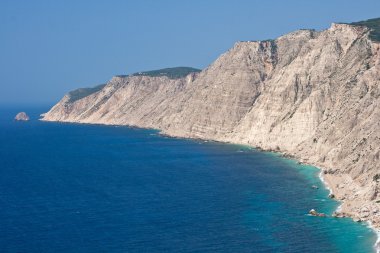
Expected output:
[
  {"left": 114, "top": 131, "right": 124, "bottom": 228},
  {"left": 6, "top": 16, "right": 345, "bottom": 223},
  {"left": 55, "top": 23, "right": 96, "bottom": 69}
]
[
  {"left": 40, "top": 116, "right": 380, "bottom": 251},
  {"left": 42, "top": 19, "right": 380, "bottom": 251},
  {"left": 42, "top": 118, "right": 380, "bottom": 229}
]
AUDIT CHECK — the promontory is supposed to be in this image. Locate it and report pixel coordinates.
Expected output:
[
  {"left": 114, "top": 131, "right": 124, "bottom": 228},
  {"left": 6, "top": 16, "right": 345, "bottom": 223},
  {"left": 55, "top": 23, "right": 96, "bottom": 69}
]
[{"left": 42, "top": 18, "right": 380, "bottom": 228}]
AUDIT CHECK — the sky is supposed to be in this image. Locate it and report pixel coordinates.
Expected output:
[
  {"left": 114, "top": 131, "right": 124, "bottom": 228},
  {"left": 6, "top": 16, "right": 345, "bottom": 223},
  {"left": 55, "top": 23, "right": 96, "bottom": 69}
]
[{"left": 1, "top": 0, "right": 380, "bottom": 105}]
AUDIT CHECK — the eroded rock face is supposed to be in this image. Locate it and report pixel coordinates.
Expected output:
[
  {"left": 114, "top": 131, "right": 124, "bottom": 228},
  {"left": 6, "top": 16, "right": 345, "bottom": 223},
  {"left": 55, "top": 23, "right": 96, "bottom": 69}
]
[
  {"left": 15, "top": 112, "right": 30, "bottom": 121},
  {"left": 42, "top": 22, "right": 380, "bottom": 227}
]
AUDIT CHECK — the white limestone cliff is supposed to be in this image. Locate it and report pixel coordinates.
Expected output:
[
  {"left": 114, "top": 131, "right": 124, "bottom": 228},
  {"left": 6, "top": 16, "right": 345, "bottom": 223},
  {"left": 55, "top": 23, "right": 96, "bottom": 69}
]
[{"left": 42, "top": 22, "right": 380, "bottom": 228}]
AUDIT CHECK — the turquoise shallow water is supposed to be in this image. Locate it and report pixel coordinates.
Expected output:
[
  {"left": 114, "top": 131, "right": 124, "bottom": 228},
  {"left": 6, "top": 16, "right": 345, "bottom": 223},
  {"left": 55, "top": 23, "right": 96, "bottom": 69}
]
[{"left": 0, "top": 106, "right": 377, "bottom": 252}]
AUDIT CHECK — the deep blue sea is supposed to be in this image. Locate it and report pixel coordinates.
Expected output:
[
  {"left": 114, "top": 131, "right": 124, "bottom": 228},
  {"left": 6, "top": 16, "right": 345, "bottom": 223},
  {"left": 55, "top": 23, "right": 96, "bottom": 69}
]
[{"left": 0, "top": 106, "right": 377, "bottom": 253}]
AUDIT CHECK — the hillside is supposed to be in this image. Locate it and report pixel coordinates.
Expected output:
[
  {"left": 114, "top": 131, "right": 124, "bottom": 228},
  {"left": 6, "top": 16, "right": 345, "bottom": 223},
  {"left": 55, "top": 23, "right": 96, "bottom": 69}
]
[
  {"left": 132, "top": 67, "right": 201, "bottom": 79},
  {"left": 68, "top": 84, "right": 106, "bottom": 103},
  {"left": 350, "top": 17, "right": 380, "bottom": 41},
  {"left": 42, "top": 19, "right": 380, "bottom": 228}
]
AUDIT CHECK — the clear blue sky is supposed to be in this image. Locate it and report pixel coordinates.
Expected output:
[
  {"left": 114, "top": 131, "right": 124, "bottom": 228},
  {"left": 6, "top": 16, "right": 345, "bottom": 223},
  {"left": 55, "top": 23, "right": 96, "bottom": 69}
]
[{"left": 1, "top": 0, "right": 380, "bottom": 105}]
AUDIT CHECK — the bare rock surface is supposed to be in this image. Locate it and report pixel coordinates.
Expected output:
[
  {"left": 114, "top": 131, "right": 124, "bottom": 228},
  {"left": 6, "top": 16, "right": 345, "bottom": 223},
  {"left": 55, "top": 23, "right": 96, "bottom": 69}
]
[
  {"left": 42, "top": 22, "right": 380, "bottom": 228},
  {"left": 15, "top": 112, "right": 30, "bottom": 121}
]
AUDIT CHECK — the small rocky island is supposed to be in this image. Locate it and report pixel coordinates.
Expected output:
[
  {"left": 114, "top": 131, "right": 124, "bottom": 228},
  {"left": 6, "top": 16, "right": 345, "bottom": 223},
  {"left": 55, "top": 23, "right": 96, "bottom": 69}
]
[
  {"left": 309, "top": 209, "right": 327, "bottom": 217},
  {"left": 14, "top": 112, "right": 30, "bottom": 121}
]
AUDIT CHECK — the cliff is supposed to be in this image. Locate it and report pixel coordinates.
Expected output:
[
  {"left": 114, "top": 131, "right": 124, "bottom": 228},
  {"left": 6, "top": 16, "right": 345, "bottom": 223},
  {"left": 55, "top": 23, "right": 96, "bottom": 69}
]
[{"left": 42, "top": 20, "right": 380, "bottom": 227}]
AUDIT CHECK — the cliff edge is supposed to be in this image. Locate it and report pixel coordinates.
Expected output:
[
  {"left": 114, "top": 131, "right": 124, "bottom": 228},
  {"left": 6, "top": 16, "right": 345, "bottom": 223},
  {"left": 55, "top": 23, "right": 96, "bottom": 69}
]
[{"left": 42, "top": 20, "right": 380, "bottom": 228}]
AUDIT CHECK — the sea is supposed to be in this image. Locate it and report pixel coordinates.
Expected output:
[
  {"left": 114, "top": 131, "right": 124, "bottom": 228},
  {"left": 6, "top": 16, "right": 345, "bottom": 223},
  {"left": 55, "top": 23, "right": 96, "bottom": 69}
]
[{"left": 0, "top": 105, "right": 377, "bottom": 253}]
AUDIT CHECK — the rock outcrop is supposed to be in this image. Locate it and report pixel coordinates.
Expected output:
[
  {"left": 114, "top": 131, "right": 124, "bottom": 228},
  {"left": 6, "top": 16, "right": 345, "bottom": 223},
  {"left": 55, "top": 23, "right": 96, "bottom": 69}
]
[
  {"left": 309, "top": 209, "right": 327, "bottom": 217},
  {"left": 42, "top": 20, "right": 380, "bottom": 228},
  {"left": 15, "top": 112, "right": 30, "bottom": 121}
]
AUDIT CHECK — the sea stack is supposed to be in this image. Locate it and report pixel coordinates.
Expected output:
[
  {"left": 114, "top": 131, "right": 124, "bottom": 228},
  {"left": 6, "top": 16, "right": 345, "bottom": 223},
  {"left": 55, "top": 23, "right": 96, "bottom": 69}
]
[{"left": 15, "top": 112, "right": 30, "bottom": 121}]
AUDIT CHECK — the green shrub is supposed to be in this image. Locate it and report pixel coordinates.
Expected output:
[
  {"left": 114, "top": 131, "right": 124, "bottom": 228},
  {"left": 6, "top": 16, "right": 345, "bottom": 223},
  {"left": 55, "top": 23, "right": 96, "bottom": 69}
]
[
  {"left": 68, "top": 83, "right": 106, "bottom": 103},
  {"left": 132, "top": 67, "right": 201, "bottom": 79},
  {"left": 349, "top": 17, "right": 380, "bottom": 42}
]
